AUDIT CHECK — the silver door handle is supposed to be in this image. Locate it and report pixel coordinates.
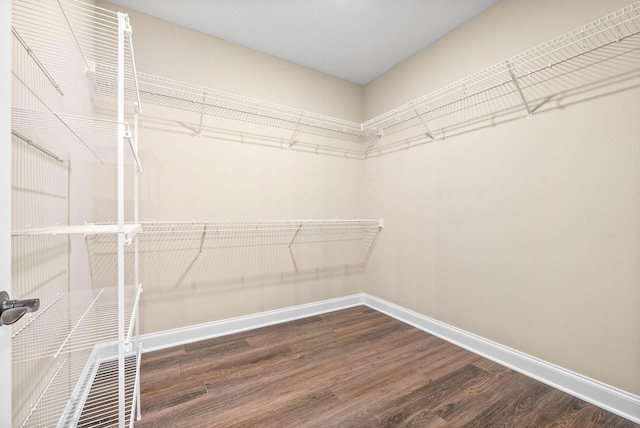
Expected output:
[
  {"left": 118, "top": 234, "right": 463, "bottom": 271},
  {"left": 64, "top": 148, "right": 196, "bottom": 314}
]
[{"left": 0, "top": 291, "right": 40, "bottom": 326}]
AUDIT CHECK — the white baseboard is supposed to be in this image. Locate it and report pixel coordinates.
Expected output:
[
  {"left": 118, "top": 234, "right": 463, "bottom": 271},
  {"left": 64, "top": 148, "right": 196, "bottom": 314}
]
[
  {"left": 139, "top": 293, "right": 639, "bottom": 424},
  {"left": 140, "top": 293, "right": 366, "bottom": 352},
  {"left": 363, "top": 294, "right": 640, "bottom": 424}
]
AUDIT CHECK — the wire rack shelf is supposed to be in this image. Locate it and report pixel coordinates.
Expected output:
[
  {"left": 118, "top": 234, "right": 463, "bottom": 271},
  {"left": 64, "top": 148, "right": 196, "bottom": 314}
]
[
  {"left": 136, "top": 72, "right": 368, "bottom": 158},
  {"left": 11, "top": 0, "right": 142, "bottom": 165},
  {"left": 362, "top": 1, "right": 640, "bottom": 156},
  {"left": 132, "top": 2, "right": 640, "bottom": 159},
  {"left": 12, "top": 285, "right": 141, "bottom": 428},
  {"left": 11, "top": 1, "right": 144, "bottom": 426},
  {"left": 11, "top": 285, "right": 142, "bottom": 364},
  {"left": 11, "top": 224, "right": 142, "bottom": 243},
  {"left": 62, "top": 342, "right": 142, "bottom": 428},
  {"left": 86, "top": 220, "right": 383, "bottom": 289}
]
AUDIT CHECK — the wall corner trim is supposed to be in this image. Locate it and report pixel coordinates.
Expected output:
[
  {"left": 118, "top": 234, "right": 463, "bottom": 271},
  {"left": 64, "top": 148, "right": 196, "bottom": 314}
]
[
  {"left": 363, "top": 294, "right": 640, "bottom": 424},
  {"left": 139, "top": 293, "right": 639, "bottom": 424}
]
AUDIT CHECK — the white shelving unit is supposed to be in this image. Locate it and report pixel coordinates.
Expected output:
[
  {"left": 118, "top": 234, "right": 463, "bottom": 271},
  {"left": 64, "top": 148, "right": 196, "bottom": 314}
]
[
  {"left": 11, "top": 286, "right": 142, "bottom": 427},
  {"left": 8, "top": 1, "right": 639, "bottom": 426},
  {"left": 86, "top": 220, "right": 383, "bottom": 290},
  {"left": 11, "top": 0, "right": 143, "bottom": 427},
  {"left": 12, "top": 224, "right": 142, "bottom": 243},
  {"left": 12, "top": 286, "right": 143, "bottom": 364},
  {"left": 134, "top": 2, "right": 640, "bottom": 159}
]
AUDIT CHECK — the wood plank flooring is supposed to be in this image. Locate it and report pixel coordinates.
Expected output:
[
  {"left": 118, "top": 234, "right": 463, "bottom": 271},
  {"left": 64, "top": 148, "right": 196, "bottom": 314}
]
[{"left": 136, "top": 306, "right": 638, "bottom": 427}]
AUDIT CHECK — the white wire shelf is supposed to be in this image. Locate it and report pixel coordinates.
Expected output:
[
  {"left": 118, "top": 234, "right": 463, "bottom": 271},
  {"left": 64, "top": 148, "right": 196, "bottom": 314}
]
[
  {"left": 132, "top": 2, "right": 640, "bottom": 159},
  {"left": 11, "top": 1, "right": 143, "bottom": 427},
  {"left": 11, "top": 108, "right": 140, "bottom": 167},
  {"left": 11, "top": 0, "right": 142, "bottom": 165},
  {"left": 62, "top": 342, "right": 142, "bottom": 428},
  {"left": 11, "top": 285, "right": 142, "bottom": 364},
  {"left": 134, "top": 219, "right": 382, "bottom": 233},
  {"left": 136, "top": 72, "right": 368, "bottom": 159},
  {"left": 11, "top": 0, "right": 141, "bottom": 113},
  {"left": 12, "top": 284, "right": 141, "bottom": 428},
  {"left": 12, "top": 223, "right": 142, "bottom": 242},
  {"left": 15, "top": 353, "right": 88, "bottom": 428},
  {"left": 86, "top": 220, "right": 383, "bottom": 289},
  {"left": 363, "top": 1, "right": 640, "bottom": 156},
  {"left": 16, "top": 342, "right": 142, "bottom": 428}
]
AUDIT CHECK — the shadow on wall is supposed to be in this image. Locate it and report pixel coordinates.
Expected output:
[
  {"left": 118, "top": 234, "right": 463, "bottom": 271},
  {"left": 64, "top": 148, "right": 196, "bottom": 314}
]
[{"left": 85, "top": 220, "right": 381, "bottom": 294}]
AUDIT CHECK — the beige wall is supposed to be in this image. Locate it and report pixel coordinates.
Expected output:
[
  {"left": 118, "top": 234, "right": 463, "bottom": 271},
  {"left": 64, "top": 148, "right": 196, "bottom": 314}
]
[
  {"left": 95, "top": 2, "right": 368, "bottom": 333},
  {"left": 92, "top": 0, "right": 639, "bottom": 397},
  {"left": 123, "top": 133, "right": 367, "bottom": 333},
  {"left": 91, "top": 126, "right": 367, "bottom": 333},
  {"left": 364, "top": 0, "right": 640, "bottom": 396}
]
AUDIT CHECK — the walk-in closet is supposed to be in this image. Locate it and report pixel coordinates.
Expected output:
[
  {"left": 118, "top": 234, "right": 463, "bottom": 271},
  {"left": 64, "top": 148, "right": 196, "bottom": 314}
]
[{"left": 3, "top": 0, "right": 640, "bottom": 426}]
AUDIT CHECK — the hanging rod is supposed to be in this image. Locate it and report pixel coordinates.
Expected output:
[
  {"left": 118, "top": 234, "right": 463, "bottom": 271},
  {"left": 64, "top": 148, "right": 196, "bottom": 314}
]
[
  {"left": 11, "top": 129, "right": 65, "bottom": 162},
  {"left": 11, "top": 26, "right": 64, "bottom": 96}
]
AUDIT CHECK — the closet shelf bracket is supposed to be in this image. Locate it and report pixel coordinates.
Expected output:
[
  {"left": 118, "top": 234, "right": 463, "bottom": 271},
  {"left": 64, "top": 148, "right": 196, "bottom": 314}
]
[
  {"left": 198, "top": 225, "right": 207, "bottom": 257},
  {"left": 413, "top": 108, "right": 435, "bottom": 140},
  {"left": 506, "top": 60, "right": 533, "bottom": 119},
  {"left": 364, "top": 133, "right": 383, "bottom": 158},
  {"left": 288, "top": 115, "right": 303, "bottom": 148},
  {"left": 11, "top": 224, "right": 142, "bottom": 242},
  {"left": 124, "top": 123, "right": 142, "bottom": 173}
]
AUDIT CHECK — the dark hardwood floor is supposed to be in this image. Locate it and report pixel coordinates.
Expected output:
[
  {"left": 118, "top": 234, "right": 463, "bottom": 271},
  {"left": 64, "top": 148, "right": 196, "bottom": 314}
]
[{"left": 136, "top": 306, "right": 638, "bottom": 427}]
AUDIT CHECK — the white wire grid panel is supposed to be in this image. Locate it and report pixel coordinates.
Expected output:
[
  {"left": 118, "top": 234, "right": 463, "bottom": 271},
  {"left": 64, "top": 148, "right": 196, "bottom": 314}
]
[
  {"left": 11, "top": 1, "right": 143, "bottom": 427},
  {"left": 363, "top": 1, "right": 640, "bottom": 156},
  {"left": 11, "top": 0, "right": 141, "bottom": 164},
  {"left": 11, "top": 133, "right": 70, "bottom": 428},
  {"left": 63, "top": 342, "right": 142, "bottom": 428},
  {"left": 10, "top": 108, "right": 137, "bottom": 165},
  {"left": 136, "top": 72, "right": 368, "bottom": 159},
  {"left": 11, "top": 224, "right": 142, "bottom": 242},
  {"left": 86, "top": 220, "right": 383, "bottom": 289},
  {"left": 133, "top": 2, "right": 640, "bottom": 159},
  {"left": 11, "top": 285, "right": 142, "bottom": 428}
]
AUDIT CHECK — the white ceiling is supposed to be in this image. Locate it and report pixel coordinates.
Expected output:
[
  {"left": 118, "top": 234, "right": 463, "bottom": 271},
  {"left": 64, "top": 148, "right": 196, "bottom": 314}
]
[{"left": 108, "top": 0, "right": 499, "bottom": 85}]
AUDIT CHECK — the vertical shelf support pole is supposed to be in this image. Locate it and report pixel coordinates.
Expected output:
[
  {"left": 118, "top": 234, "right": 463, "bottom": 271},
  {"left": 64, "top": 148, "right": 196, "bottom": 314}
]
[
  {"left": 133, "top": 110, "right": 142, "bottom": 421},
  {"left": 117, "top": 12, "right": 126, "bottom": 428},
  {"left": 506, "top": 60, "right": 533, "bottom": 118}
]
